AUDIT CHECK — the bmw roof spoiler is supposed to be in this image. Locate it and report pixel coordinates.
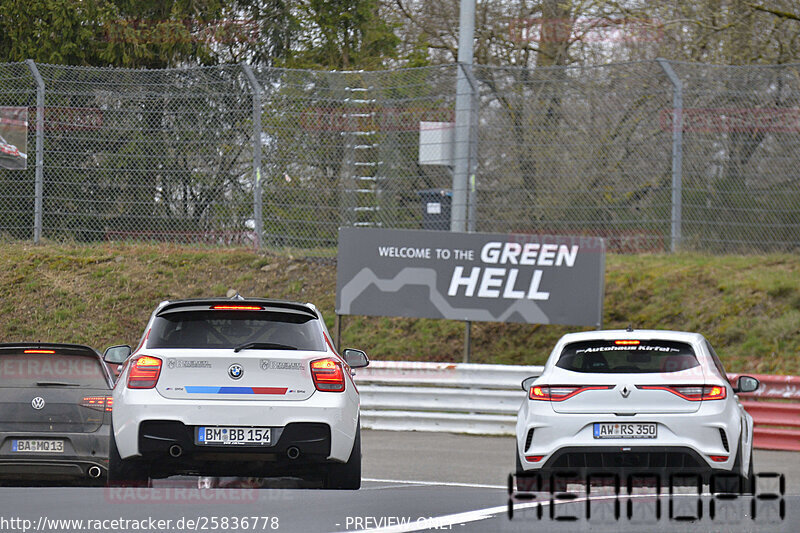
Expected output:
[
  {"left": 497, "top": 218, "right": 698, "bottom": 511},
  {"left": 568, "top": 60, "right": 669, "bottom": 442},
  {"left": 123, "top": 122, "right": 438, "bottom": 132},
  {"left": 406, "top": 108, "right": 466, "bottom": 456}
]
[{"left": 155, "top": 298, "right": 318, "bottom": 318}]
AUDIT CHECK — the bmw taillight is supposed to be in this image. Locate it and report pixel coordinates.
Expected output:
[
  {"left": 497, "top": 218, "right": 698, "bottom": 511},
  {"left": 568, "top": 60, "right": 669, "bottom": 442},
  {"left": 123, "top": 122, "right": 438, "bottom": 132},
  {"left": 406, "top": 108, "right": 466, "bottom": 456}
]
[
  {"left": 127, "top": 355, "right": 162, "bottom": 389},
  {"left": 529, "top": 385, "right": 613, "bottom": 401},
  {"left": 81, "top": 396, "right": 112, "bottom": 411},
  {"left": 310, "top": 358, "right": 345, "bottom": 392},
  {"left": 636, "top": 384, "right": 726, "bottom": 401}
]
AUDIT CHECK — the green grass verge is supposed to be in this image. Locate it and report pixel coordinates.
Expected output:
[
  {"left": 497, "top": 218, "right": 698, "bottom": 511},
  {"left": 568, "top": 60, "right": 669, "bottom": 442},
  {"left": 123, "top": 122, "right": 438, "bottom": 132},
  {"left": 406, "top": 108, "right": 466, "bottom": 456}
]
[{"left": 0, "top": 242, "right": 797, "bottom": 374}]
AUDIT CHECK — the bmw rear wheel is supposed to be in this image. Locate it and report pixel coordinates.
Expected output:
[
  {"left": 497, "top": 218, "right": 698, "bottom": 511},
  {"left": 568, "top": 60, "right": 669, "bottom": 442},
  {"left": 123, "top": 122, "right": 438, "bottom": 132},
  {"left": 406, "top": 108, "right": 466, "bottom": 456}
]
[
  {"left": 107, "top": 434, "right": 150, "bottom": 487},
  {"left": 323, "top": 423, "right": 361, "bottom": 490}
]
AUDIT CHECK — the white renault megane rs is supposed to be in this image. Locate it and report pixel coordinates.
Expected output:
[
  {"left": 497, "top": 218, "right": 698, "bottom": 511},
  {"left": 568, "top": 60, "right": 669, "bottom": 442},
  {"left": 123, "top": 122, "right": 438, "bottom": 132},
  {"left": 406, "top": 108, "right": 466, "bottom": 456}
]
[
  {"left": 105, "top": 297, "right": 368, "bottom": 489},
  {"left": 516, "top": 329, "right": 759, "bottom": 491}
]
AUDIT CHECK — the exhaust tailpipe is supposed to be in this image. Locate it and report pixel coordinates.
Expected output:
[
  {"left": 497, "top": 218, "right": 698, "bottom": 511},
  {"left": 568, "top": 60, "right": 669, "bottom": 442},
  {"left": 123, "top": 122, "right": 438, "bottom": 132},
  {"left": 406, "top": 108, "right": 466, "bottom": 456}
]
[
  {"left": 286, "top": 446, "right": 300, "bottom": 460},
  {"left": 87, "top": 466, "right": 102, "bottom": 478},
  {"left": 169, "top": 444, "right": 183, "bottom": 458}
]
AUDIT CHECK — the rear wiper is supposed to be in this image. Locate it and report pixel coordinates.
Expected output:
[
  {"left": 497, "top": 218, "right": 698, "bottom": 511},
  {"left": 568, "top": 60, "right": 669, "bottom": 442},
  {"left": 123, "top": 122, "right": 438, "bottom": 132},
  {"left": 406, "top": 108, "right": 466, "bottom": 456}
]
[
  {"left": 36, "top": 381, "right": 80, "bottom": 387},
  {"left": 233, "top": 342, "right": 298, "bottom": 353}
]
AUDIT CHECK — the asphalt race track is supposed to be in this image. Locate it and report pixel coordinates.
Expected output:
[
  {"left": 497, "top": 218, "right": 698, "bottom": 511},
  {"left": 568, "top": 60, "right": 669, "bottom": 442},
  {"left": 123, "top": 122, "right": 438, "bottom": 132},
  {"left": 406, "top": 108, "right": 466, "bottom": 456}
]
[{"left": 0, "top": 430, "right": 796, "bottom": 533}]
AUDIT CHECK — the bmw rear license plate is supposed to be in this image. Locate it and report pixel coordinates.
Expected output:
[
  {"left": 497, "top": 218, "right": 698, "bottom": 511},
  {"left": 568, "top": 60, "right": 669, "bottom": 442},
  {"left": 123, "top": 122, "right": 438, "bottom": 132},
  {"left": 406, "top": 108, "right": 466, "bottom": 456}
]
[
  {"left": 12, "top": 439, "right": 64, "bottom": 453},
  {"left": 593, "top": 423, "right": 657, "bottom": 439},
  {"left": 196, "top": 426, "right": 271, "bottom": 446}
]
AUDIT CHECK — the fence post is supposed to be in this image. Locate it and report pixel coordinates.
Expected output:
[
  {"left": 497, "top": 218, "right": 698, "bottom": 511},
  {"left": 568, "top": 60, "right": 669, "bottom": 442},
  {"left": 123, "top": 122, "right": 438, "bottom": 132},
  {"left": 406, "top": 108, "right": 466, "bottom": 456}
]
[
  {"left": 656, "top": 58, "right": 683, "bottom": 253},
  {"left": 458, "top": 62, "right": 480, "bottom": 233},
  {"left": 26, "top": 60, "right": 45, "bottom": 244},
  {"left": 241, "top": 64, "right": 263, "bottom": 250},
  {"left": 451, "top": 0, "right": 476, "bottom": 233}
]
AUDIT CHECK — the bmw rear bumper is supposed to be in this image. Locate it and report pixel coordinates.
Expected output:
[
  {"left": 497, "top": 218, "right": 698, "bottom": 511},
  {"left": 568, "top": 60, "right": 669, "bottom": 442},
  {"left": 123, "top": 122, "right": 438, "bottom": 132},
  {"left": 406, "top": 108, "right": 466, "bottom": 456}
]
[
  {"left": 135, "top": 420, "right": 333, "bottom": 478},
  {"left": 113, "top": 389, "right": 359, "bottom": 463}
]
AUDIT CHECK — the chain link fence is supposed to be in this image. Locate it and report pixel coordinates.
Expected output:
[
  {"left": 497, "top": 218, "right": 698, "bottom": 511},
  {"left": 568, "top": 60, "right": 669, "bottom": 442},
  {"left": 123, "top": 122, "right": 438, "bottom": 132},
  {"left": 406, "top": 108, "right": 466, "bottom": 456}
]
[{"left": 0, "top": 60, "right": 798, "bottom": 253}]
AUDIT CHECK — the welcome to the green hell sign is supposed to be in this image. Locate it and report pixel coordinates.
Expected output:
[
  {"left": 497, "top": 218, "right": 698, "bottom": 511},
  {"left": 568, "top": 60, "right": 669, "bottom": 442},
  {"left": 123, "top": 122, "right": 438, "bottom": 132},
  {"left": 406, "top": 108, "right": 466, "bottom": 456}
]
[{"left": 338, "top": 228, "right": 605, "bottom": 327}]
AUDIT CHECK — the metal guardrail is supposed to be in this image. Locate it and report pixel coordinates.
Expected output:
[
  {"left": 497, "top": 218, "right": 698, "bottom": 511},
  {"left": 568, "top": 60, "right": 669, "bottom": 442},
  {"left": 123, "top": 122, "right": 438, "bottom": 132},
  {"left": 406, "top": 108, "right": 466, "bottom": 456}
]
[
  {"left": 729, "top": 373, "right": 800, "bottom": 452},
  {"left": 355, "top": 361, "right": 542, "bottom": 435},
  {"left": 357, "top": 362, "right": 800, "bottom": 451}
]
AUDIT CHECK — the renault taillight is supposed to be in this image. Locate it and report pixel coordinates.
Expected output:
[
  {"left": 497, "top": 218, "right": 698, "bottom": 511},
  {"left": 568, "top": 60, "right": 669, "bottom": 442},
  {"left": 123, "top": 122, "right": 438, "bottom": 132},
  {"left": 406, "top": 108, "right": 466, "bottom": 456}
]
[
  {"left": 529, "top": 385, "right": 613, "bottom": 401},
  {"left": 636, "top": 384, "right": 726, "bottom": 401}
]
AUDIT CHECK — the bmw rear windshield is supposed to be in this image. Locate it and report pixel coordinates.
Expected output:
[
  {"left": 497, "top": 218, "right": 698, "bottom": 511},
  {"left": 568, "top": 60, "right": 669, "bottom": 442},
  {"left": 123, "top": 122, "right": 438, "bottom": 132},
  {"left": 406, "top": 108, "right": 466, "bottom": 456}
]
[
  {"left": 556, "top": 340, "right": 700, "bottom": 373},
  {"left": 148, "top": 310, "right": 326, "bottom": 351}
]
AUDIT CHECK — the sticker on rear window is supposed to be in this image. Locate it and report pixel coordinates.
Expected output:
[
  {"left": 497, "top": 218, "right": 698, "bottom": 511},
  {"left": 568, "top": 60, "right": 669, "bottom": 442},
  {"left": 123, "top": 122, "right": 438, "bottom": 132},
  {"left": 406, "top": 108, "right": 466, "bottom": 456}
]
[{"left": 558, "top": 340, "right": 699, "bottom": 374}]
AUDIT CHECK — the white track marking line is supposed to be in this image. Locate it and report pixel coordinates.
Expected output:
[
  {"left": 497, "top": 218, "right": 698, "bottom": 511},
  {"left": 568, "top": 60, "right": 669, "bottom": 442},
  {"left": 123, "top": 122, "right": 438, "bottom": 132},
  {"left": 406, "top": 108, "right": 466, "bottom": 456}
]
[
  {"left": 352, "top": 500, "right": 541, "bottom": 533},
  {"left": 355, "top": 492, "right": 700, "bottom": 533},
  {"left": 362, "top": 478, "right": 506, "bottom": 490}
]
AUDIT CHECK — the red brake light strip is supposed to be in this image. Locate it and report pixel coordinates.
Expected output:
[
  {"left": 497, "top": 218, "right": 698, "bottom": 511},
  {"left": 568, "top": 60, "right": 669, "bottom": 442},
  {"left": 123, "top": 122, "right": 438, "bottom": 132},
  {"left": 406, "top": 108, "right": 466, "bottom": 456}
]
[
  {"left": 529, "top": 385, "right": 613, "bottom": 401},
  {"left": 211, "top": 305, "right": 263, "bottom": 311},
  {"left": 636, "top": 385, "right": 726, "bottom": 401}
]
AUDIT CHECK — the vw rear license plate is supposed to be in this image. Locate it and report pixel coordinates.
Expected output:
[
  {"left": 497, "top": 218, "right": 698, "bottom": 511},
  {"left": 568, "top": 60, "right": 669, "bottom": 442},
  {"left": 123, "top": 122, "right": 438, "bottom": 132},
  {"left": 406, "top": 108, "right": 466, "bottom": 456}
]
[
  {"left": 196, "top": 426, "right": 271, "bottom": 446},
  {"left": 593, "top": 423, "right": 657, "bottom": 439},
  {"left": 12, "top": 439, "right": 64, "bottom": 453}
]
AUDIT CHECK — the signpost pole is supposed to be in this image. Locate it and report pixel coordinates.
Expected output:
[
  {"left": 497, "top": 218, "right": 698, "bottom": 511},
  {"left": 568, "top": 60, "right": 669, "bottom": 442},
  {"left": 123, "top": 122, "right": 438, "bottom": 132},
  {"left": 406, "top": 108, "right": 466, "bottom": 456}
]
[
  {"left": 335, "top": 314, "right": 343, "bottom": 351},
  {"left": 463, "top": 320, "right": 472, "bottom": 363}
]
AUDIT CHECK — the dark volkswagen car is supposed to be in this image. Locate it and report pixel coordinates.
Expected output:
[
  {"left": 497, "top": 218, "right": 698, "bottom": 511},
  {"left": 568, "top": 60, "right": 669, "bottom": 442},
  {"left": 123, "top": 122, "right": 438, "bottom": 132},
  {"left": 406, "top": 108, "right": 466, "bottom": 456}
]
[{"left": 0, "top": 343, "right": 114, "bottom": 485}]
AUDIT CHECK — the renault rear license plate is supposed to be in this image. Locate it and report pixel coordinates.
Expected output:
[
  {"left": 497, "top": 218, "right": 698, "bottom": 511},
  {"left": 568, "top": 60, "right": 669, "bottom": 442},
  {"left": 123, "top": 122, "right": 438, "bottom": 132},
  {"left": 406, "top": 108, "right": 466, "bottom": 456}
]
[
  {"left": 12, "top": 439, "right": 64, "bottom": 453},
  {"left": 593, "top": 423, "right": 657, "bottom": 439},
  {"left": 196, "top": 426, "right": 271, "bottom": 446}
]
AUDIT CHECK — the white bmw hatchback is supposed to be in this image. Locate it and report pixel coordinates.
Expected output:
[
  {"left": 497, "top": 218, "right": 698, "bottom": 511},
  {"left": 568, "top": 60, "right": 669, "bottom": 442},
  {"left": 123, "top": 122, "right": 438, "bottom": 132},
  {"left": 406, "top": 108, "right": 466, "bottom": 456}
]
[
  {"left": 516, "top": 329, "right": 759, "bottom": 491},
  {"left": 105, "top": 297, "right": 368, "bottom": 489}
]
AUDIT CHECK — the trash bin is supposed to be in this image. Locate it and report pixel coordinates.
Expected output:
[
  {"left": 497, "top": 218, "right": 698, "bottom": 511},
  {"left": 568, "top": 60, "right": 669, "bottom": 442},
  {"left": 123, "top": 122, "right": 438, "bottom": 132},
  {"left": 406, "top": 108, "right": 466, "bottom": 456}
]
[{"left": 417, "top": 189, "right": 452, "bottom": 231}]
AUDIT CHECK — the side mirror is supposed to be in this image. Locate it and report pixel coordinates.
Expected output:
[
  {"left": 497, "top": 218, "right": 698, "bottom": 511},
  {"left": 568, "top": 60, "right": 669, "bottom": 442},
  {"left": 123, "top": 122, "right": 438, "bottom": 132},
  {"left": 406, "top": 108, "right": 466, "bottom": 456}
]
[
  {"left": 521, "top": 376, "right": 537, "bottom": 392},
  {"left": 735, "top": 375, "right": 759, "bottom": 394},
  {"left": 343, "top": 348, "right": 369, "bottom": 369},
  {"left": 104, "top": 345, "right": 131, "bottom": 365}
]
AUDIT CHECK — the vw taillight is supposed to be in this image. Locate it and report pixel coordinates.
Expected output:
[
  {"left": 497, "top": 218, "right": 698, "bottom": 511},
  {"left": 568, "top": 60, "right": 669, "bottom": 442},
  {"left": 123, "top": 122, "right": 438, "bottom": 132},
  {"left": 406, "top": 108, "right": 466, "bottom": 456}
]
[
  {"left": 310, "top": 358, "right": 345, "bottom": 392},
  {"left": 637, "top": 384, "right": 727, "bottom": 401},
  {"left": 127, "top": 355, "right": 162, "bottom": 389},
  {"left": 81, "top": 396, "right": 112, "bottom": 411},
  {"left": 529, "top": 385, "right": 613, "bottom": 401}
]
